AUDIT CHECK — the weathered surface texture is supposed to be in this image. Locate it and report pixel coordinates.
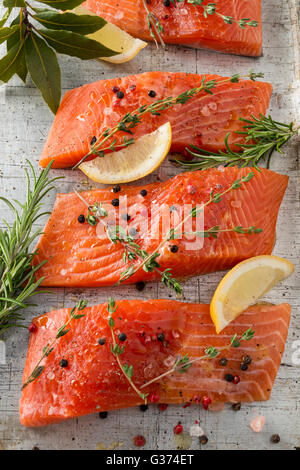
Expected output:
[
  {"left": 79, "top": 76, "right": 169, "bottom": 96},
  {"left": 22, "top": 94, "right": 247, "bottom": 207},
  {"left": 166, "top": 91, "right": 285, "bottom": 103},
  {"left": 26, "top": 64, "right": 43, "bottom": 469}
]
[{"left": 0, "top": 0, "right": 299, "bottom": 450}]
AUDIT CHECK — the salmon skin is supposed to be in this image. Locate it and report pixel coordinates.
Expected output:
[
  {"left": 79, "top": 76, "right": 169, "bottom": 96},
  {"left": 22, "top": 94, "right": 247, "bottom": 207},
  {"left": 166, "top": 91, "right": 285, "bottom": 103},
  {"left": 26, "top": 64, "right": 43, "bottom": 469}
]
[
  {"left": 33, "top": 167, "right": 288, "bottom": 288},
  {"left": 20, "top": 300, "right": 291, "bottom": 427},
  {"left": 84, "top": 0, "right": 262, "bottom": 57},
  {"left": 39, "top": 72, "right": 272, "bottom": 168}
]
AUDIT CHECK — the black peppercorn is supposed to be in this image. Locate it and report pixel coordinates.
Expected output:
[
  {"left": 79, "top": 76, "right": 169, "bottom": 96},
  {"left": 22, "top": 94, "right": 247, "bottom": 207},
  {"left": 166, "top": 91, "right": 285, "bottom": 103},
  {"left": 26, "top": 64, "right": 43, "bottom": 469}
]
[
  {"left": 118, "top": 333, "right": 127, "bottom": 342},
  {"left": 163, "top": 0, "right": 171, "bottom": 6},
  {"left": 157, "top": 333, "right": 165, "bottom": 342},
  {"left": 140, "top": 189, "right": 147, "bottom": 196},
  {"left": 90, "top": 136, "right": 97, "bottom": 146},
  {"left": 111, "top": 198, "right": 119, "bottom": 207},
  {"left": 78, "top": 214, "right": 85, "bottom": 224},
  {"left": 200, "top": 435, "right": 208, "bottom": 445},
  {"left": 112, "top": 86, "right": 120, "bottom": 93},
  {"left": 122, "top": 213, "right": 131, "bottom": 221},
  {"left": 240, "top": 363, "right": 248, "bottom": 371},
  {"left": 170, "top": 245, "right": 178, "bottom": 253},
  {"left": 242, "top": 355, "right": 252, "bottom": 365},
  {"left": 225, "top": 373, "right": 234, "bottom": 382},
  {"left": 136, "top": 281, "right": 145, "bottom": 291},
  {"left": 219, "top": 357, "right": 228, "bottom": 366},
  {"left": 98, "top": 337, "right": 106, "bottom": 346},
  {"left": 140, "top": 404, "right": 148, "bottom": 412},
  {"left": 99, "top": 411, "right": 108, "bottom": 419},
  {"left": 232, "top": 402, "right": 241, "bottom": 411},
  {"left": 271, "top": 434, "right": 280, "bottom": 444},
  {"left": 148, "top": 90, "right": 156, "bottom": 98},
  {"left": 112, "top": 185, "right": 121, "bottom": 193},
  {"left": 116, "top": 91, "right": 124, "bottom": 99},
  {"left": 59, "top": 359, "right": 68, "bottom": 368}
]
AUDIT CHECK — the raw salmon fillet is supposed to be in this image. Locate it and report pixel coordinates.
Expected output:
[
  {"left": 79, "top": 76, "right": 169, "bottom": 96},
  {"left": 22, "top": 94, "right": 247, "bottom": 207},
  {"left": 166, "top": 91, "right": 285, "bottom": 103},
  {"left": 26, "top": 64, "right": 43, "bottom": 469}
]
[
  {"left": 39, "top": 72, "right": 272, "bottom": 168},
  {"left": 33, "top": 167, "right": 288, "bottom": 287},
  {"left": 84, "top": 0, "right": 262, "bottom": 56},
  {"left": 20, "top": 300, "right": 291, "bottom": 427}
]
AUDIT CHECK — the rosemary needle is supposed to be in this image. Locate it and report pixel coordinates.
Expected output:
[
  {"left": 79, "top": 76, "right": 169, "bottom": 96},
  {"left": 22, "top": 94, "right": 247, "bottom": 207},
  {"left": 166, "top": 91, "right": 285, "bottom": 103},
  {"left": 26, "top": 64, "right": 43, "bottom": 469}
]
[{"left": 0, "top": 161, "right": 61, "bottom": 335}]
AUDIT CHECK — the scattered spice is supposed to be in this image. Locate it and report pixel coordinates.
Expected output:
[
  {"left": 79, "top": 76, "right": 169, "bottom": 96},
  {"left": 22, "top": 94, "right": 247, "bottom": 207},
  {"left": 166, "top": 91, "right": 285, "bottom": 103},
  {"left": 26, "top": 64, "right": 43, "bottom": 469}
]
[
  {"left": 112, "top": 185, "right": 121, "bottom": 193},
  {"left": 219, "top": 357, "right": 228, "bottom": 366},
  {"left": 149, "top": 392, "right": 160, "bottom": 403},
  {"left": 140, "top": 189, "right": 148, "bottom": 197},
  {"left": 148, "top": 90, "right": 157, "bottom": 98},
  {"left": 133, "top": 435, "right": 146, "bottom": 447},
  {"left": 111, "top": 198, "right": 120, "bottom": 207},
  {"left": 233, "top": 375, "right": 240, "bottom": 384},
  {"left": 112, "top": 86, "right": 120, "bottom": 93},
  {"left": 59, "top": 359, "right": 68, "bottom": 368},
  {"left": 158, "top": 403, "right": 168, "bottom": 411},
  {"left": 139, "top": 404, "right": 148, "bottom": 412},
  {"left": 90, "top": 136, "right": 97, "bottom": 146},
  {"left": 174, "top": 423, "right": 183, "bottom": 435},
  {"left": 202, "top": 396, "right": 212, "bottom": 410},
  {"left": 77, "top": 214, "right": 85, "bottom": 224},
  {"left": 122, "top": 213, "right": 131, "bottom": 221},
  {"left": 28, "top": 323, "right": 37, "bottom": 333},
  {"left": 271, "top": 434, "right": 280, "bottom": 444},
  {"left": 99, "top": 411, "right": 108, "bottom": 419},
  {"left": 163, "top": 0, "right": 171, "bottom": 6},
  {"left": 116, "top": 91, "right": 125, "bottom": 99},
  {"left": 118, "top": 333, "right": 127, "bottom": 342},
  {"left": 170, "top": 245, "right": 179, "bottom": 253},
  {"left": 199, "top": 435, "right": 208, "bottom": 445},
  {"left": 136, "top": 281, "right": 145, "bottom": 291},
  {"left": 225, "top": 373, "right": 234, "bottom": 382},
  {"left": 242, "top": 355, "right": 252, "bottom": 365},
  {"left": 157, "top": 333, "right": 165, "bottom": 342},
  {"left": 98, "top": 337, "right": 106, "bottom": 346},
  {"left": 240, "top": 363, "right": 248, "bottom": 371},
  {"left": 232, "top": 402, "right": 241, "bottom": 411}
]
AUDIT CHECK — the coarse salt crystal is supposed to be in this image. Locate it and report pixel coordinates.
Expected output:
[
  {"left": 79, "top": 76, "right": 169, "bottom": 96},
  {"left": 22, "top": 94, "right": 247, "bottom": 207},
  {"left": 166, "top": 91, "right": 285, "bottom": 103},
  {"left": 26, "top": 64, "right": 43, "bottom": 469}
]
[
  {"left": 189, "top": 425, "right": 205, "bottom": 437},
  {"left": 250, "top": 415, "right": 265, "bottom": 432}
]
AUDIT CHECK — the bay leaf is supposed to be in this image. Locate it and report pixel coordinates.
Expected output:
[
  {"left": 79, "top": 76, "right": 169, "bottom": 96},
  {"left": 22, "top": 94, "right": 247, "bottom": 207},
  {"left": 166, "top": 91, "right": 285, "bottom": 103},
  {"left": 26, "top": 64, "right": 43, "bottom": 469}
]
[
  {"left": 0, "top": 41, "right": 24, "bottom": 83},
  {"left": 35, "top": 0, "right": 86, "bottom": 11},
  {"left": 34, "top": 9, "right": 106, "bottom": 35},
  {"left": 25, "top": 33, "right": 61, "bottom": 113}
]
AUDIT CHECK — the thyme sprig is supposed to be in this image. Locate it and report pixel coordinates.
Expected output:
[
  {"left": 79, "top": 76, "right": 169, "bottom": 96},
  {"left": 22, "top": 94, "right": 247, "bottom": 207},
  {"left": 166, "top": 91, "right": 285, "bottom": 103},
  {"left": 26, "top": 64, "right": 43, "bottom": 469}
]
[
  {"left": 107, "top": 298, "right": 148, "bottom": 403},
  {"left": 172, "top": 115, "right": 300, "bottom": 171},
  {"left": 22, "top": 299, "right": 87, "bottom": 390},
  {"left": 73, "top": 71, "right": 263, "bottom": 169},
  {"left": 145, "top": 0, "right": 258, "bottom": 47},
  {"left": 75, "top": 172, "right": 260, "bottom": 296},
  {"left": 0, "top": 161, "right": 61, "bottom": 335},
  {"left": 140, "top": 327, "right": 255, "bottom": 389}
]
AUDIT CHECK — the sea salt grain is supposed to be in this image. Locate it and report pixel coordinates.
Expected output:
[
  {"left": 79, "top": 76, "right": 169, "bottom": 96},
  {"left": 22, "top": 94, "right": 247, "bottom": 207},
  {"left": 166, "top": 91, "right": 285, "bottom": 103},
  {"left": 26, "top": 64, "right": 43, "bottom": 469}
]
[
  {"left": 250, "top": 415, "right": 265, "bottom": 433},
  {"left": 189, "top": 425, "right": 205, "bottom": 437}
]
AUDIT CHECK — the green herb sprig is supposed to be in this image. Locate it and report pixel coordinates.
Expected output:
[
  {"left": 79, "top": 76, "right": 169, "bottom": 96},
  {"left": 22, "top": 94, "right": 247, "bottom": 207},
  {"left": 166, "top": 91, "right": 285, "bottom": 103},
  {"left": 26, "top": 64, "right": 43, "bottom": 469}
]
[
  {"left": 107, "top": 298, "right": 148, "bottom": 403},
  {"left": 74, "top": 71, "right": 263, "bottom": 168},
  {"left": 144, "top": 0, "right": 258, "bottom": 48},
  {"left": 140, "top": 328, "right": 255, "bottom": 389},
  {"left": 0, "top": 161, "right": 61, "bottom": 335},
  {"left": 22, "top": 299, "right": 87, "bottom": 390},
  {"left": 172, "top": 115, "right": 299, "bottom": 171},
  {"left": 75, "top": 171, "right": 262, "bottom": 296},
  {"left": 0, "top": 1, "right": 117, "bottom": 112}
]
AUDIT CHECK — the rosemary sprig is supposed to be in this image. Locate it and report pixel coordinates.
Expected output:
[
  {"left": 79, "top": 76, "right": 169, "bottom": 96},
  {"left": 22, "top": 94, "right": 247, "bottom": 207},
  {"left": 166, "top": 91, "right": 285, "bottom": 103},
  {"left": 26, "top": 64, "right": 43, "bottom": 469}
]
[
  {"left": 0, "top": 161, "right": 61, "bottom": 335},
  {"left": 172, "top": 115, "right": 300, "bottom": 171},
  {"left": 140, "top": 328, "right": 255, "bottom": 389},
  {"left": 73, "top": 71, "right": 263, "bottom": 168},
  {"left": 145, "top": 0, "right": 258, "bottom": 47},
  {"left": 22, "top": 299, "right": 87, "bottom": 390},
  {"left": 107, "top": 298, "right": 148, "bottom": 403}
]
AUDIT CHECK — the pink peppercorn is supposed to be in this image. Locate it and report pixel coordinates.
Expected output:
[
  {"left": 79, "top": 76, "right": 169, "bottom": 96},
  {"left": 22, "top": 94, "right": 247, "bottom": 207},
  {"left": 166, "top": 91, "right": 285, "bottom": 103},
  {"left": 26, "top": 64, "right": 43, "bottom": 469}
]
[
  {"left": 149, "top": 393, "right": 160, "bottom": 403},
  {"left": 133, "top": 435, "right": 146, "bottom": 447},
  {"left": 158, "top": 403, "right": 168, "bottom": 411},
  {"left": 28, "top": 323, "right": 37, "bottom": 333},
  {"left": 202, "top": 396, "right": 212, "bottom": 410},
  {"left": 233, "top": 375, "right": 240, "bottom": 384},
  {"left": 174, "top": 423, "right": 183, "bottom": 435}
]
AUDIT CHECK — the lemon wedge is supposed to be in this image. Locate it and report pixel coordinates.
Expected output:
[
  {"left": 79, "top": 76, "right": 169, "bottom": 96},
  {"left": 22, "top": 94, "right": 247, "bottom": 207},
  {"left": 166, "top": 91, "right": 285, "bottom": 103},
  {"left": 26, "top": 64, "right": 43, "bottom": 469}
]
[
  {"left": 210, "top": 255, "right": 294, "bottom": 333},
  {"left": 74, "top": 5, "right": 147, "bottom": 63},
  {"left": 79, "top": 122, "right": 172, "bottom": 184}
]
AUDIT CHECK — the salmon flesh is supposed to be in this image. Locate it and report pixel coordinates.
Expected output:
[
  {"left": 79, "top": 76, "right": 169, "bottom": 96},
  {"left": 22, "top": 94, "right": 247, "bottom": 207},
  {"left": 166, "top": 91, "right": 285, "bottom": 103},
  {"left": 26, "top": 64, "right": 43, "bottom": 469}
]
[
  {"left": 39, "top": 72, "right": 272, "bottom": 168},
  {"left": 20, "top": 300, "right": 291, "bottom": 427},
  {"left": 83, "top": 0, "right": 262, "bottom": 56},
  {"left": 33, "top": 167, "right": 288, "bottom": 288}
]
